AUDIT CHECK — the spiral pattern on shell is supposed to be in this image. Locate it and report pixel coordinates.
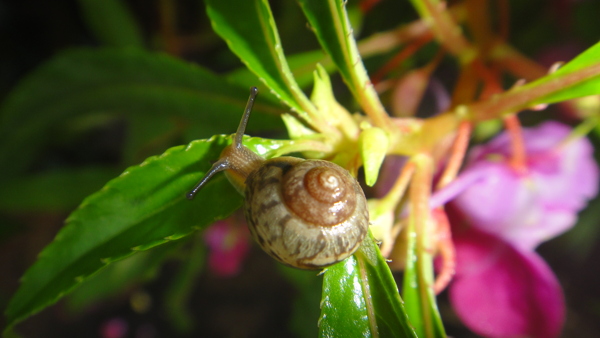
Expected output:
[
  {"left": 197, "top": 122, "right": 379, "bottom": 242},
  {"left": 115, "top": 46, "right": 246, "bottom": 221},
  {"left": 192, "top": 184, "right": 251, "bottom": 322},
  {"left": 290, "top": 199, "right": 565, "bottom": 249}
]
[{"left": 243, "top": 157, "right": 369, "bottom": 269}]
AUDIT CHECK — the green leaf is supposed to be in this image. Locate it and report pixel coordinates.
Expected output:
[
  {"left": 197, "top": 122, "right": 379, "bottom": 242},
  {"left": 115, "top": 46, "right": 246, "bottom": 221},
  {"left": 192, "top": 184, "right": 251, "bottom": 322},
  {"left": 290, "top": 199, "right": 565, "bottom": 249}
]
[
  {"left": 297, "top": 0, "right": 359, "bottom": 89},
  {"left": 310, "top": 64, "right": 359, "bottom": 139},
  {"left": 0, "top": 48, "right": 284, "bottom": 177},
  {"left": 205, "top": 0, "right": 324, "bottom": 130},
  {"left": 227, "top": 48, "right": 333, "bottom": 90},
  {"left": 470, "top": 42, "right": 600, "bottom": 121},
  {"left": 5, "top": 135, "right": 240, "bottom": 330},
  {"left": 67, "top": 239, "right": 182, "bottom": 312},
  {"left": 319, "top": 232, "right": 417, "bottom": 338},
  {"left": 297, "top": 0, "right": 388, "bottom": 125},
  {"left": 4, "top": 134, "right": 291, "bottom": 330},
  {"left": 0, "top": 167, "right": 119, "bottom": 212},
  {"left": 359, "top": 127, "right": 389, "bottom": 186},
  {"left": 227, "top": 20, "right": 418, "bottom": 91},
  {"left": 531, "top": 41, "right": 600, "bottom": 104},
  {"left": 77, "top": 0, "right": 144, "bottom": 48}
]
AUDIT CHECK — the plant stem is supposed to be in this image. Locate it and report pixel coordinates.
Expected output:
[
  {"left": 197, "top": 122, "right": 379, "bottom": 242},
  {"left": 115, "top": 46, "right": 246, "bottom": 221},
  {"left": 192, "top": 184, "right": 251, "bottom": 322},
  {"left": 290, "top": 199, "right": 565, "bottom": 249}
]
[
  {"left": 504, "top": 114, "right": 527, "bottom": 172},
  {"left": 436, "top": 120, "right": 472, "bottom": 189}
]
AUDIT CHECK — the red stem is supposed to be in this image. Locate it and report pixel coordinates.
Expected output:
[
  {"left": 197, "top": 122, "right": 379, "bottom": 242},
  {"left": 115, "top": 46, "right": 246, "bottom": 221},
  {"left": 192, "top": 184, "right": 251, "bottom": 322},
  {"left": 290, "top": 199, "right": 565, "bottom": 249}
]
[
  {"left": 432, "top": 208, "right": 455, "bottom": 294},
  {"left": 504, "top": 114, "right": 527, "bottom": 172},
  {"left": 371, "top": 35, "right": 434, "bottom": 85},
  {"left": 436, "top": 121, "right": 473, "bottom": 189}
]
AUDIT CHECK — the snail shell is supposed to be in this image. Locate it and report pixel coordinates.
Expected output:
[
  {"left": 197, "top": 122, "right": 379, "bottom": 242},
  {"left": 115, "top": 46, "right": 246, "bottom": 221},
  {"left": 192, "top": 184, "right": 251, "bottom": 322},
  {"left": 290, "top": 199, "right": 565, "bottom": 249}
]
[
  {"left": 187, "top": 87, "right": 369, "bottom": 269},
  {"left": 244, "top": 157, "right": 369, "bottom": 269}
]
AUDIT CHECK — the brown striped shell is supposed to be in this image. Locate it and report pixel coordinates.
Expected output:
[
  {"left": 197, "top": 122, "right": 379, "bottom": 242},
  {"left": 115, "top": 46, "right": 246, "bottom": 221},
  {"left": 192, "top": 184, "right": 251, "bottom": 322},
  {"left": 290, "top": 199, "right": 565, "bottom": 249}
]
[
  {"left": 244, "top": 157, "right": 369, "bottom": 269},
  {"left": 187, "top": 87, "right": 369, "bottom": 270}
]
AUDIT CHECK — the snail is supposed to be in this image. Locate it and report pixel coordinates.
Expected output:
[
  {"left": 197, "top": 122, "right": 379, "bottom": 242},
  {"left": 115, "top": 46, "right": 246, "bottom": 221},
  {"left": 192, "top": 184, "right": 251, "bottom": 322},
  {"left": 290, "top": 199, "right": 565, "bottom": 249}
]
[{"left": 187, "top": 87, "right": 369, "bottom": 269}]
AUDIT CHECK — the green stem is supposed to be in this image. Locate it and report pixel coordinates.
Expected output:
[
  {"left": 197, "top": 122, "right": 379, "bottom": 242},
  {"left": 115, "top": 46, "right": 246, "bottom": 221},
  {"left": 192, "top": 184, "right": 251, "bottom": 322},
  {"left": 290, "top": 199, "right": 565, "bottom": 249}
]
[
  {"left": 466, "top": 62, "right": 600, "bottom": 121},
  {"left": 325, "top": 0, "right": 391, "bottom": 131},
  {"left": 403, "top": 154, "right": 446, "bottom": 338}
]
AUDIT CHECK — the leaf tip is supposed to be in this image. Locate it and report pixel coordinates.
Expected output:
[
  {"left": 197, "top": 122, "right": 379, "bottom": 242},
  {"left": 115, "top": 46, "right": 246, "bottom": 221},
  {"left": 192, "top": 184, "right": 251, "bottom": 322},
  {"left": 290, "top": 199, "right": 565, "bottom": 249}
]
[{"left": 359, "top": 127, "right": 389, "bottom": 186}]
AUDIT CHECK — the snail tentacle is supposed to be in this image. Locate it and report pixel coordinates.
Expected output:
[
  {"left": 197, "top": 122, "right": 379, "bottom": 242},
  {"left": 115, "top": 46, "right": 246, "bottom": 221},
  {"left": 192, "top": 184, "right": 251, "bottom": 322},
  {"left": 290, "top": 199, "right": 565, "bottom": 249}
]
[
  {"left": 186, "top": 159, "right": 230, "bottom": 200},
  {"left": 233, "top": 86, "right": 259, "bottom": 149}
]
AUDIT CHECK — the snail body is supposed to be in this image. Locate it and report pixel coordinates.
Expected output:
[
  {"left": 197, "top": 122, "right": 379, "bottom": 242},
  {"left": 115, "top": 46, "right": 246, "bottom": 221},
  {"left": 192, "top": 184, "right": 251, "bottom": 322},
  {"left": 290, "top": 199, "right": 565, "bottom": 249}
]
[{"left": 187, "top": 87, "right": 369, "bottom": 269}]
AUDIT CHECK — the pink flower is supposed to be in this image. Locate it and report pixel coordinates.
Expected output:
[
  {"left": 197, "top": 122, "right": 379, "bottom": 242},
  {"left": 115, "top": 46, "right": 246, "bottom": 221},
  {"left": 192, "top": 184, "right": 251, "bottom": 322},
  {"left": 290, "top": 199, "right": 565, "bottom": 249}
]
[
  {"left": 443, "top": 121, "right": 598, "bottom": 338},
  {"left": 452, "top": 121, "right": 598, "bottom": 250},
  {"left": 100, "top": 317, "right": 128, "bottom": 338},
  {"left": 204, "top": 219, "right": 250, "bottom": 277},
  {"left": 448, "top": 223, "right": 564, "bottom": 338}
]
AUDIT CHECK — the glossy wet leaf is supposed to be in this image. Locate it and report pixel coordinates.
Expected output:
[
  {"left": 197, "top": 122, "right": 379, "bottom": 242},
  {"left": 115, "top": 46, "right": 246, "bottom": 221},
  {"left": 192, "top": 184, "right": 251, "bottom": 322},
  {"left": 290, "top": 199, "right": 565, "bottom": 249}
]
[
  {"left": 319, "top": 233, "right": 417, "bottom": 338},
  {"left": 297, "top": 0, "right": 387, "bottom": 121},
  {"left": 205, "top": 0, "right": 319, "bottom": 128},
  {"left": 531, "top": 41, "right": 600, "bottom": 104},
  {"left": 468, "top": 41, "right": 600, "bottom": 122},
  {"left": 227, "top": 49, "right": 333, "bottom": 91},
  {"left": 4, "top": 135, "right": 289, "bottom": 330}
]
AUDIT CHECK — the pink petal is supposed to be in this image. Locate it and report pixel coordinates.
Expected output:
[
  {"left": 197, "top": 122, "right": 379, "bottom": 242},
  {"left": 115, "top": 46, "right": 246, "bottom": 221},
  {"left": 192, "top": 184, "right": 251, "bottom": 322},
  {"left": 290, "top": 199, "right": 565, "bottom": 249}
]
[
  {"left": 467, "top": 121, "right": 571, "bottom": 162},
  {"left": 450, "top": 162, "right": 531, "bottom": 227},
  {"left": 449, "top": 227, "right": 564, "bottom": 338},
  {"left": 531, "top": 134, "right": 598, "bottom": 211},
  {"left": 450, "top": 162, "right": 545, "bottom": 250},
  {"left": 452, "top": 121, "right": 598, "bottom": 250}
]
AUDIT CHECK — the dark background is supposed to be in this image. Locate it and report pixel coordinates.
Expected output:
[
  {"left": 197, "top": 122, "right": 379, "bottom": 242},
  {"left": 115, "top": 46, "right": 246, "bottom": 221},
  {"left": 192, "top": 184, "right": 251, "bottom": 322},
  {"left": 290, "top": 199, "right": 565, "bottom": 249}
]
[{"left": 1, "top": 0, "right": 600, "bottom": 337}]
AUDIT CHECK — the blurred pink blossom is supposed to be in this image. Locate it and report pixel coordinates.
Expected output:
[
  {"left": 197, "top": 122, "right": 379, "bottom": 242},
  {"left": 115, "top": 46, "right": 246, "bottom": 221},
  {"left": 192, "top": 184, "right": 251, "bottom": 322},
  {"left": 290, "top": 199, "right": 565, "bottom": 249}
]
[
  {"left": 452, "top": 121, "right": 598, "bottom": 250},
  {"left": 100, "top": 317, "right": 128, "bottom": 338},
  {"left": 449, "top": 225, "right": 564, "bottom": 338},
  {"left": 204, "top": 219, "right": 250, "bottom": 277},
  {"left": 441, "top": 121, "right": 598, "bottom": 338}
]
